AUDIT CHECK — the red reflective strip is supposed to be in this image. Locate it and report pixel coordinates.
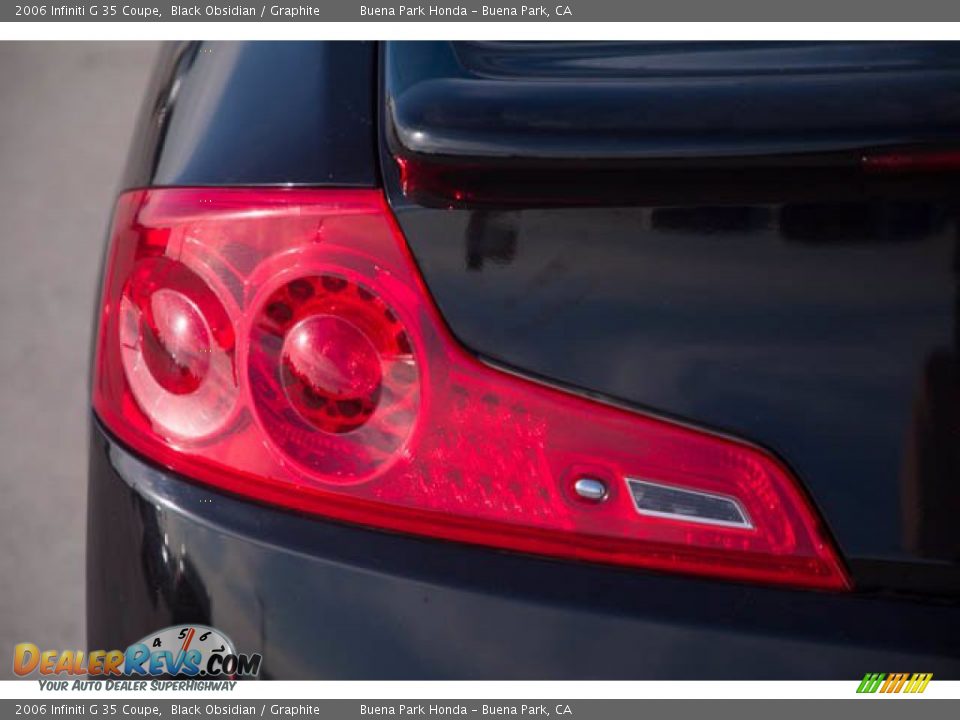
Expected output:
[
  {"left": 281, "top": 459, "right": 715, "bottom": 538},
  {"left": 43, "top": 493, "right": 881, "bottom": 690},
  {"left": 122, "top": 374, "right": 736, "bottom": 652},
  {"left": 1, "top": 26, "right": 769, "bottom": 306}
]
[{"left": 862, "top": 149, "right": 960, "bottom": 172}]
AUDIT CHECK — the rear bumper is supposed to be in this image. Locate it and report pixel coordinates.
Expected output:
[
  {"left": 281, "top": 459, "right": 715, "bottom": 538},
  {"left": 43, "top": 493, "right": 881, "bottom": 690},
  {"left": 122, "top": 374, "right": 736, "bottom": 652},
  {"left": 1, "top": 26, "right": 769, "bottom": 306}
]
[{"left": 87, "top": 419, "right": 960, "bottom": 679}]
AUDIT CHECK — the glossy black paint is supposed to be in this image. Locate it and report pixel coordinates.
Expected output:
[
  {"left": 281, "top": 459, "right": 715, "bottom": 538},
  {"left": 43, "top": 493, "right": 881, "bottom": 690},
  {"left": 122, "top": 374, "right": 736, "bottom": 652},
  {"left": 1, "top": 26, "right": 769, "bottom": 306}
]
[
  {"left": 383, "top": 42, "right": 960, "bottom": 594},
  {"left": 88, "top": 422, "right": 960, "bottom": 679},
  {"left": 122, "top": 41, "right": 378, "bottom": 189},
  {"left": 386, "top": 42, "right": 960, "bottom": 161}
]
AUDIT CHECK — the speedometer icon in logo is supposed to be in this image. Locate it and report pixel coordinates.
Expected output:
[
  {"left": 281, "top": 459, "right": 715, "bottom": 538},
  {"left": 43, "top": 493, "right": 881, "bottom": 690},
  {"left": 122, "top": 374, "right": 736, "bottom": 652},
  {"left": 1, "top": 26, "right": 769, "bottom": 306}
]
[{"left": 129, "top": 624, "right": 261, "bottom": 678}]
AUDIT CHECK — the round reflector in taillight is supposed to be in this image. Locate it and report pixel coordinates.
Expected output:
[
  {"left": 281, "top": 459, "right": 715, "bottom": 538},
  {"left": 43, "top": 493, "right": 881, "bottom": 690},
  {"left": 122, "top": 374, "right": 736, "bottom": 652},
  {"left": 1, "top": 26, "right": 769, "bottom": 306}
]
[
  {"left": 280, "top": 315, "right": 383, "bottom": 434},
  {"left": 247, "top": 274, "right": 420, "bottom": 482},
  {"left": 140, "top": 288, "right": 212, "bottom": 395},
  {"left": 119, "top": 257, "right": 238, "bottom": 440}
]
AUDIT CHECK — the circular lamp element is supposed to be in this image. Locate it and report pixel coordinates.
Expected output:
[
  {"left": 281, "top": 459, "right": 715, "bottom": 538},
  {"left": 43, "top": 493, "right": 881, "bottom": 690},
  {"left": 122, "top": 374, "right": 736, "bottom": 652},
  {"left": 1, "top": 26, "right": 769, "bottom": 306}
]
[
  {"left": 280, "top": 315, "right": 383, "bottom": 433},
  {"left": 119, "top": 257, "right": 238, "bottom": 441},
  {"left": 141, "top": 288, "right": 213, "bottom": 395},
  {"left": 248, "top": 274, "right": 421, "bottom": 482}
]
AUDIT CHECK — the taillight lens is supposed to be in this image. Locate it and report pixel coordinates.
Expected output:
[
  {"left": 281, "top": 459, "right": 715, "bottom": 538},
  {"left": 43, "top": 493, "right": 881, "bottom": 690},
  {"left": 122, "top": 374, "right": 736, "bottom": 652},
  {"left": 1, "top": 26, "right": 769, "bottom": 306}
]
[
  {"left": 93, "top": 188, "right": 849, "bottom": 591},
  {"left": 862, "top": 148, "right": 960, "bottom": 172}
]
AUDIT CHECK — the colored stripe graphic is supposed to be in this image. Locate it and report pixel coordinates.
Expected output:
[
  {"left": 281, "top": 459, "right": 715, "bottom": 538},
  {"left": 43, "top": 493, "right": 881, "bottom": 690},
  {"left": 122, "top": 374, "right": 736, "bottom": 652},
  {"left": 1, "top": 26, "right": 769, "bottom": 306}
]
[
  {"left": 907, "top": 673, "right": 933, "bottom": 693},
  {"left": 857, "top": 672, "right": 932, "bottom": 694}
]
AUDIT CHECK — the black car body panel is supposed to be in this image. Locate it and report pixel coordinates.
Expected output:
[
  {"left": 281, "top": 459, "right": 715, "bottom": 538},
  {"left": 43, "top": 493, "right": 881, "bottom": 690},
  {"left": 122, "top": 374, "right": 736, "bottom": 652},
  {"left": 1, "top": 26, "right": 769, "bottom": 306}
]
[
  {"left": 383, "top": 41, "right": 960, "bottom": 596},
  {"left": 88, "top": 41, "right": 960, "bottom": 677},
  {"left": 123, "top": 41, "right": 378, "bottom": 189},
  {"left": 88, "top": 421, "right": 960, "bottom": 679},
  {"left": 386, "top": 41, "right": 960, "bottom": 161}
]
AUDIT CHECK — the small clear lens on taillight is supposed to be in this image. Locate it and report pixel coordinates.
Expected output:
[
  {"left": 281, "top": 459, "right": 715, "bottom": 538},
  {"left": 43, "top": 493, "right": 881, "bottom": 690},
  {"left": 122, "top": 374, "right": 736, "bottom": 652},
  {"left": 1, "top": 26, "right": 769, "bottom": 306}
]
[{"left": 93, "top": 188, "right": 849, "bottom": 591}]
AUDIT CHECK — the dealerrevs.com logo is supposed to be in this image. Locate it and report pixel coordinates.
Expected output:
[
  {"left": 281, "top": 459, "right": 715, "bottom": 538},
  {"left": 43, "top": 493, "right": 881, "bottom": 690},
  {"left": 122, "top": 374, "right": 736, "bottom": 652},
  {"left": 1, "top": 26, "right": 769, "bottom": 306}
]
[{"left": 13, "top": 625, "right": 262, "bottom": 680}]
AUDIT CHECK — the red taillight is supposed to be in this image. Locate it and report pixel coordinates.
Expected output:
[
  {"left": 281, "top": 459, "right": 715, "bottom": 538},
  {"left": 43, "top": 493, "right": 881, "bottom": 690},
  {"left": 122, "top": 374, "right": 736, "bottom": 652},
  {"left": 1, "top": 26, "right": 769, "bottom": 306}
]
[
  {"left": 862, "top": 148, "right": 960, "bottom": 172},
  {"left": 93, "top": 188, "right": 849, "bottom": 591}
]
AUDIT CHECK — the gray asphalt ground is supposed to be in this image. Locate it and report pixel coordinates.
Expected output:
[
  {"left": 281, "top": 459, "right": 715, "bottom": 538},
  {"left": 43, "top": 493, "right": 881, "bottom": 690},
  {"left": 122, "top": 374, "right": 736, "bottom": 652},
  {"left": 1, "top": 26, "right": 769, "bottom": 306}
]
[{"left": 0, "top": 42, "right": 159, "bottom": 677}]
